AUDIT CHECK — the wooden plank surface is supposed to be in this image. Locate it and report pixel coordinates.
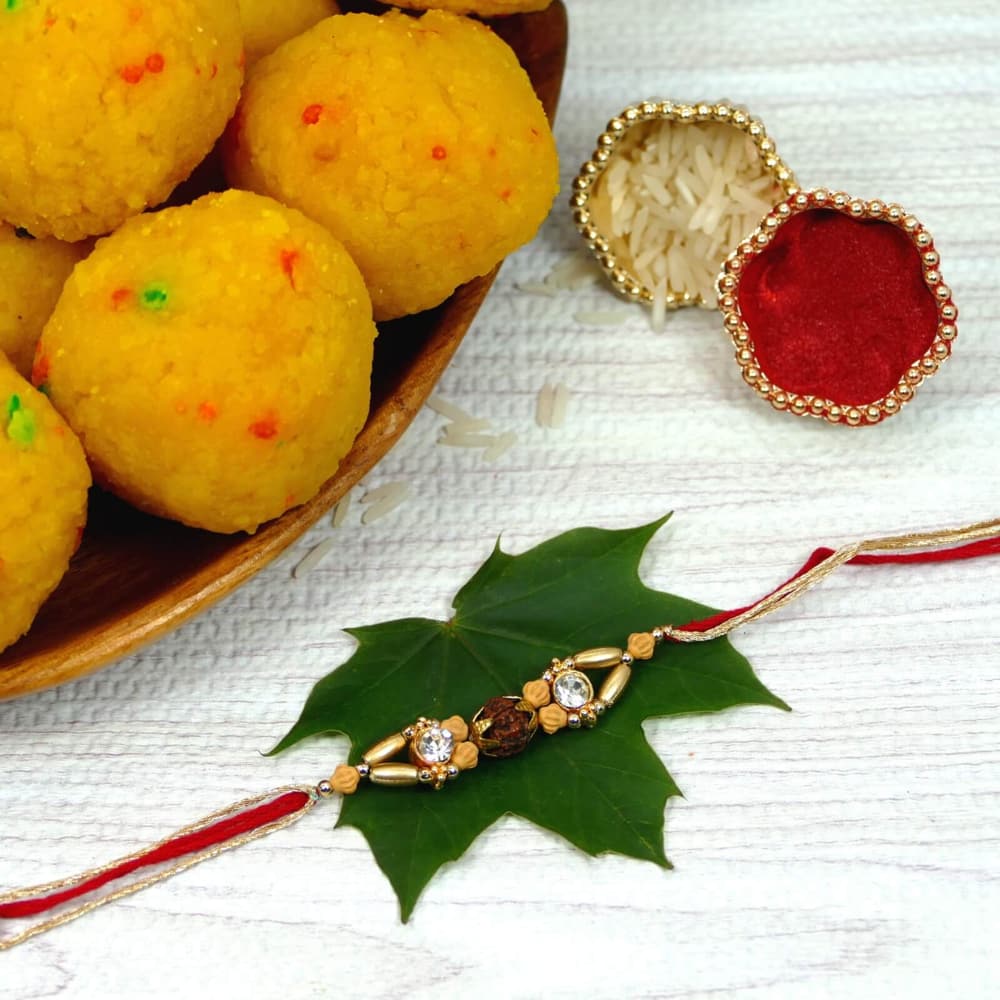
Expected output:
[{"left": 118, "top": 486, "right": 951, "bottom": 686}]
[{"left": 2, "top": 1, "right": 998, "bottom": 996}]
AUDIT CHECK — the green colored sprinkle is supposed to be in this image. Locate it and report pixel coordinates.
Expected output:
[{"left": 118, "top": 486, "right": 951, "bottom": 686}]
[
  {"left": 5, "top": 0, "right": 22, "bottom": 12},
  {"left": 5, "top": 395, "right": 36, "bottom": 448},
  {"left": 141, "top": 285, "right": 169, "bottom": 310}
]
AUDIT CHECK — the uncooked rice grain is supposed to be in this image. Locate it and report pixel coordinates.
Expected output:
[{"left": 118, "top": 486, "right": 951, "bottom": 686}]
[
  {"left": 426, "top": 394, "right": 476, "bottom": 424},
  {"left": 574, "top": 309, "right": 634, "bottom": 326},
  {"left": 360, "top": 481, "right": 409, "bottom": 524},
  {"left": 483, "top": 431, "right": 518, "bottom": 462},
  {"left": 293, "top": 536, "right": 337, "bottom": 578},
  {"left": 551, "top": 383, "right": 570, "bottom": 428},
  {"left": 437, "top": 429, "right": 500, "bottom": 448},
  {"left": 332, "top": 491, "right": 351, "bottom": 527},
  {"left": 535, "top": 382, "right": 555, "bottom": 427}
]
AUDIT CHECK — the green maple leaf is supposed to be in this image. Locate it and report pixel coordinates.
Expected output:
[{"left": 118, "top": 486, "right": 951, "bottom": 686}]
[{"left": 272, "top": 515, "right": 788, "bottom": 919}]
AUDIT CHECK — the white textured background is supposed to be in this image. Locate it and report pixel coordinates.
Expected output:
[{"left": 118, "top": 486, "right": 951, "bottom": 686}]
[{"left": 3, "top": 1, "right": 999, "bottom": 997}]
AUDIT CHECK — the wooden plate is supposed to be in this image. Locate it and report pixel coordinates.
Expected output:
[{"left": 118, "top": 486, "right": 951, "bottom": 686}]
[{"left": 0, "top": 2, "right": 568, "bottom": 701}]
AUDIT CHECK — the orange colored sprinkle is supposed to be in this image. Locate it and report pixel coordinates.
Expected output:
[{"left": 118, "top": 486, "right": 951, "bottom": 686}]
[
  {"left": 31, "top": 352, "right": 50, "bottom": 387},
  {"left": 249, "top": 414, "right": 279, "bottom": 440},
  {"left": 280, "top": 249, "right": 300, "bottom": 289},
  {"left": 284, "top": 493, "right": 296, "bottom": 508},
  {"left": 487, "top": 146, "right": 497, "bottom": 159},
  {"left": 301, "top": 103, "right": 323, "bottom": 126},
  {"left": 197, "top": 401, "right": 218, "bottom": 422},
  {"left": 432, "top": 145, "right": 447, "bottom": 161},
  {"left": 111, "top": 287, "right": 133, "bottom": 309},
  {"left": 145, "top": 53, "right": 164, "bottom": 73},
  {"left": 500, "top": 187, "right": 513, "bottom": 202},
  {"left": 210, "top": 62, "right": 218, "bottom": 79},
  {"left": 44, "top": 14, "right": 57, "bottom": 28},
  {"left": 128, "top": 5, "right": 143, "bottom": 22},
  {"left": 120, "top": 64, "right": 144, "bottom": 84}
]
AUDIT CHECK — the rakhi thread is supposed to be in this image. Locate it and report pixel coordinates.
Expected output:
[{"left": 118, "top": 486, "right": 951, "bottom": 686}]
[{"left": 2, "top": 517, "right": 998, "bottom": 949}]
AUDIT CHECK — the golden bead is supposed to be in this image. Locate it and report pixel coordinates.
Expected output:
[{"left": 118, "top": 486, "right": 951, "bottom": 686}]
[
  {"left": 941, "top": 304, "right": 957, "bottom": 320},
  {"left": 845, "top": 408, "right": 862, "bottom": 426},
  {"left": 598, "top": 663, "right": 633, "bottom": 707},
  {"left": 452, "top": 741, "right": 479, "bottom": 771},
  {"left": 539, "top": 704, "right": 568, "bottom": 735},
  {"left": 790, "top": 396, "right": 808, "bottom": 415},
  {"left": 331, "top": 764, "right": 361, "bottom": 796},
  {"left": 522, "top": 678, "right": 552, "bottom": 709},
  {"left": 940, "top": 323, "right": 957, "bottom": 341},
  {"left": 369, "top": 763, "right": 420, "bottom": 787},
  {"left": 572, "top": 647, "right": 624, "bottom": 670},
  {"left": 362, "top": 732, "right": 408, "bottom": 766},
  {"left": 442, "top": 715, "right": 469, "bottom": 743},
  {"left": 627, "top": 632, "right": 656, "bottom": 661}
]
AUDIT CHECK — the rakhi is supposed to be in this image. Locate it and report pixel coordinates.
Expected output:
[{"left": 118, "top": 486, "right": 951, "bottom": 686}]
[{"left": 3, "top": 516, "right": 999, "bottom": 949}]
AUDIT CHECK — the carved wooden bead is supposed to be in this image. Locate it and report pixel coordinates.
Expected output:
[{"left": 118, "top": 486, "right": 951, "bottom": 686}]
[
  {"left": 539, "top": 703, "right": 568, "bottom": 735},
  {"left": 522, "top": 679, "right": 551, "bottom": 708},
  {"left": 452, "top": 741, "right": 479, "bottom": 771},
  {"left": 330, "top": 764, "right": 360, "bottom": 796},
  {"left": 627, "top": 632, "right": 656, "bottom": 660},
  {"left": 442, "top": 715, "right": 469, "bottom": 743}
]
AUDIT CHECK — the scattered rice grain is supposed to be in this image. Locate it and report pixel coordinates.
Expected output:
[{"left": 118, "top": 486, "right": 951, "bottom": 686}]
[
  {"left": 360, "top": 482, "right": 410, "bottom": 524},
  {"left": 574, "top": 309, "right": 633, "bottom": 326},
  {"left": 516, "top": 281, "right": 557, "bottom": 297},
  {"left": 292, "top": 536, "right": 337, "bottom": 579},
  {"left": 426, "top": 394, "right": 476, "bottom": 424},
  {"left": 438, "top": 429, "right": 499, "bottom": 448},
  {"left": 536, "top": 382, "right": 555, "bottom": 427},
  {"left": 483, "top": 431, "right": 518, "bottom": 462},
  {"left": 331, "top": 492, "right": 351, "bottom": 528},
  {"left": 551, "top": 383, "right": 571, "bottom": 428}
]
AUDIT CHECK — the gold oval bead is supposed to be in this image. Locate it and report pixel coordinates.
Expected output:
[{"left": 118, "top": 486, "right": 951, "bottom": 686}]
[
  {"left": 598, "top": 664, "right": 633, "bottom": 707},
  {"left": 369, "top": 763, "right": 420, "bottom": 787},
  {"left": 362, "top": 733, "right": 408, "bottom": 766},
  {"left": 572, "top": 647, "right": 624, "bottom": 670}
]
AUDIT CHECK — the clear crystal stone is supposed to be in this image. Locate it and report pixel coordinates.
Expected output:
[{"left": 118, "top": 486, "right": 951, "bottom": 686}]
[
  {"left": 414, "top": 726, "right": 454, "bottom": 764},
  {"left": 552, "top": 671, "right": 593, "bottom": 710}
]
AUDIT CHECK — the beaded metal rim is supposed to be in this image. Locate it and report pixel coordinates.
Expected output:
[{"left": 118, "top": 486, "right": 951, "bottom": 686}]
[
  {"left": 717, "top": 189, "right": 958, "bottom": 426},
  {"left": 570, "top": 99, "right": 800, "bottom": 310}
]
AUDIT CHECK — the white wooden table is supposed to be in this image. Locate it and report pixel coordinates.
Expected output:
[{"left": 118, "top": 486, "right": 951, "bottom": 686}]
[{"left": 3, "top": 2, "right": 999, "bottom": 996}]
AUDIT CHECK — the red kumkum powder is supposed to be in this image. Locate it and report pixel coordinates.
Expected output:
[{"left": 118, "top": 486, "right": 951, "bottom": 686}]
[{"left": 737, "top": 209, "right": 939, "bottom": 404}]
